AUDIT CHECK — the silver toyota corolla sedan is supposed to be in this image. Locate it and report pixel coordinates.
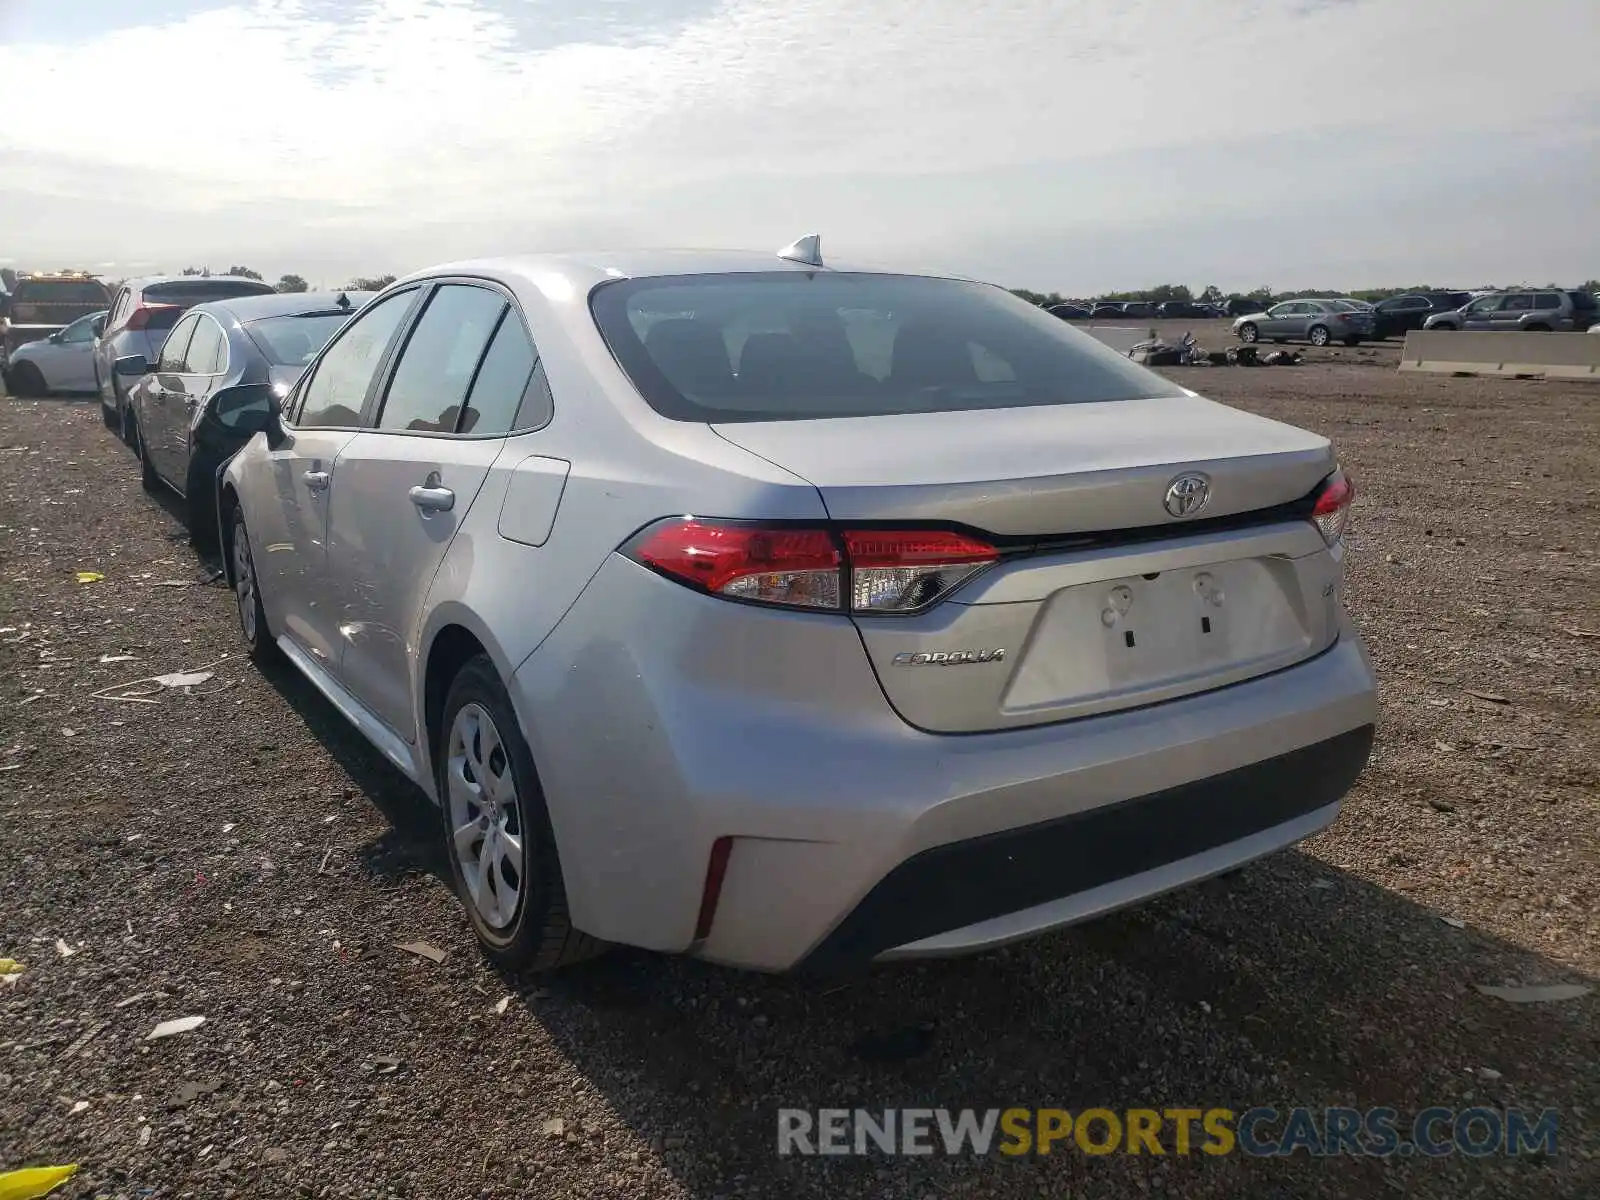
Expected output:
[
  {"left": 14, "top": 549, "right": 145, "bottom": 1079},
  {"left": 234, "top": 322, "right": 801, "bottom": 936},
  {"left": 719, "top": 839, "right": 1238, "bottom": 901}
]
[{"left": 219, "top": 239, "right": 1377, "bottom": 975}]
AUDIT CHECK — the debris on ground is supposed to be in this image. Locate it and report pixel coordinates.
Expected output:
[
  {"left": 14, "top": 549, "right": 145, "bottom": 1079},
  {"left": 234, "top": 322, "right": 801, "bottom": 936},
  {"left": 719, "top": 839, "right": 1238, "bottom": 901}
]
[
  {"left": 0, "top": 1164, "right": 79, "bottom": 1199},
  {"left": 74, "top": 572, "right": 103, "bottom": 584},
  {"left": 91, "top": 658, "right": 227, "bottom": 703},
  {"left": 166, "top": 1079, "right": 223, "bottom": 1109},
  {"left": 146, "top": 1015, "right": 207, "bottom": 1040},
  {"left": 394, "top": 941, "right": 447, "bottom": 964}
]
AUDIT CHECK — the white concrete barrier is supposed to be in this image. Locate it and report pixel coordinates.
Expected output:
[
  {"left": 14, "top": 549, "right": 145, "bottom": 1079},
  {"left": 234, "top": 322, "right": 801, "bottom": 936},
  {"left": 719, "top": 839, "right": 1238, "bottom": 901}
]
[{"left": 1399, "top": 330, "right": 1600, "bottom": 381}]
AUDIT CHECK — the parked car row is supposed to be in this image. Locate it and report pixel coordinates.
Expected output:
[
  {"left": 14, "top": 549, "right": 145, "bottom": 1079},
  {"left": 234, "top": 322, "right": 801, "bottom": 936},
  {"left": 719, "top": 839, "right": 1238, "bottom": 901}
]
[
  {"left": 92, "top": 241, "right": 1377, "bottom": 976},
  {"left": 107, "top": 289, "right": 373, "bottom": 549}
]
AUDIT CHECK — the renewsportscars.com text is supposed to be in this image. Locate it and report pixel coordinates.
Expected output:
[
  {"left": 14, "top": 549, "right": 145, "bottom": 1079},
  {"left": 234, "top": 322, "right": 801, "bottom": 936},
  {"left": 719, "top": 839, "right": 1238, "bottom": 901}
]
[{"left": 776, "top": 1106, "right": 1559, "bottom": 1158}]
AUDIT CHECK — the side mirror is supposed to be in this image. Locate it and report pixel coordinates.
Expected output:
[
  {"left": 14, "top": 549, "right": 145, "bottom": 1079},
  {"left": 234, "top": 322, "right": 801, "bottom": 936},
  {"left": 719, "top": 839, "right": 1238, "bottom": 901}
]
[
  {"left": 213, "top": 384, "right": 283, "bottom": 437},
  {"left": 113, "top": 354, "right": 152, "bottom": 377}
]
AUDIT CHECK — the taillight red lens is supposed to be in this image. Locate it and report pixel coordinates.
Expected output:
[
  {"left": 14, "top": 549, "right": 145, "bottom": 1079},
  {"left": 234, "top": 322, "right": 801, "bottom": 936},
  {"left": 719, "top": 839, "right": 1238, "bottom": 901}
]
[
  {"left": 1310, "top": 469, "right": 1354, "bottom": 545},
  {"left": 630, "top": 520, "right": 843, "bottom": 610},
  {"left": 625, "top": 520, "right": 999, "bottom": 614}
]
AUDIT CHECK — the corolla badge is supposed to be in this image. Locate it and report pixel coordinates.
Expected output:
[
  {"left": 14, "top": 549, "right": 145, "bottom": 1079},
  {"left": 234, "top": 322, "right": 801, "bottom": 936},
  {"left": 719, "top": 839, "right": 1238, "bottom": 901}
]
[
  {"left": 892, "top": 649, "right": 1007, "bottom": 666},
  {"left": 1163, "top": 472, "right": 1211, "bottom": 518}
]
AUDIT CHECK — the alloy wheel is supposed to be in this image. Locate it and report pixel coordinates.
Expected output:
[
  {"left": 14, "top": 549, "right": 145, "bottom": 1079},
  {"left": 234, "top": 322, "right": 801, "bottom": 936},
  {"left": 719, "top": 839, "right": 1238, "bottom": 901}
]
[{"left": 445, "top": 703, "right": 526, "bottom": 930}]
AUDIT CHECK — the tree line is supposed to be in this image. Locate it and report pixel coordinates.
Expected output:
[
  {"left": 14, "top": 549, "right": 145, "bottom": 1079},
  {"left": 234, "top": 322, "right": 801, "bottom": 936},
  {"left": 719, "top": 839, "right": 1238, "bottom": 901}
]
[
  {"left": 1013, "top": 280, "right": 1600, "bottom": 308},
  {"left": 171, "top": 266, "right": 398, "bottom": 294}
]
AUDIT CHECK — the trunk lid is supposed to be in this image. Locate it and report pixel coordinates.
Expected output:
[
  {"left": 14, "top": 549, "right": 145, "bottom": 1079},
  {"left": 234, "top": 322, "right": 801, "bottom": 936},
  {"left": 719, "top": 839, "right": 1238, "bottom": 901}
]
[
  {"left": 713, "top": 396, "right": 1344, "bottom": 733},
  {"left": 710, "top": 394, "right": 1334, "bottom": 537}
]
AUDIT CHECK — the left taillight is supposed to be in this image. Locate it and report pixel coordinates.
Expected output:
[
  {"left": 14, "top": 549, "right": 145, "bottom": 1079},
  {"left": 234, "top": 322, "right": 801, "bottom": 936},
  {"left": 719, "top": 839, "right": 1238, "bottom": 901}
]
[
  {"left": 623, "top": 519, "right": 999, "bottom": 615},
  {"left": 1310, "top": 469, "right": 1354, "bottom": 545}
]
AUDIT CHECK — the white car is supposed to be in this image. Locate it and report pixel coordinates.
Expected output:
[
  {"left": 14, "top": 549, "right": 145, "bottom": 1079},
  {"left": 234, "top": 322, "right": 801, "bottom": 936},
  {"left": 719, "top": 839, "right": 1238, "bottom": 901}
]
[{"left": 3, "top": 310, "right": 106, "bottom": 396}]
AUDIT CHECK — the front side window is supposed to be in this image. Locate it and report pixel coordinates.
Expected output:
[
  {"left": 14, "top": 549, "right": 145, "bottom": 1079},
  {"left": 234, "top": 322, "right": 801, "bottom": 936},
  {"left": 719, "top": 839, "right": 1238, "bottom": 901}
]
[
  {"left": 295, "top": 290, "right": 415, "bottom": 428},
  {"left": 1465, "top": 296, "right": 1502, "bottom": 313},
  {"left": 159, "top": 315, "right": 199, "bottom": 372},
  {"left": 590, "top": 272, "right": 1185, "bottom": 423},
  {"left": 182, "top": 316, "right": 225, "bottom": 374},
  {"left": 377, "top": 284, "right": 507, "bottom": 433}
]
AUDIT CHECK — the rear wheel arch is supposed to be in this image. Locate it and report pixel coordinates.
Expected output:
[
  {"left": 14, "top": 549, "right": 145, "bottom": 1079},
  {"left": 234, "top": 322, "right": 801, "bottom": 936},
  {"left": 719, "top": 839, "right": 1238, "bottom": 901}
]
[
  {"left": 424, "top": 624, "right": 492, "bottom": 764},
  {"left": 218, "top": 483, "right": 242, "bottom": 584}
]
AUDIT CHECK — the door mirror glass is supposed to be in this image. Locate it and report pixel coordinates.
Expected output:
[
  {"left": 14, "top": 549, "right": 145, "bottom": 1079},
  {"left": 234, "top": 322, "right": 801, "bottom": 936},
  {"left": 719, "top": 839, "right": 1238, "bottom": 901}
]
[
  {"left": 113, "top": 354, "right": 152, "bottom": 377},
  {"left": 214, "top": 385, "right": 281, "bottom": 433}
]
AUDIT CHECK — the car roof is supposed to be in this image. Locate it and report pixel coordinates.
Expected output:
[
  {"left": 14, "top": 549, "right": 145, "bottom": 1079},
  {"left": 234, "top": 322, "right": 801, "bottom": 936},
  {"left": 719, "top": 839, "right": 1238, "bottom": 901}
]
[
  {"left": 123, "top": 275, "right": 280, "bottom": 292},
  {"left": 389, "top": 249, "right": 977, "bottom": 296},
  {"left": 188, "top": 291, "right": 376, "bottom": 322}
]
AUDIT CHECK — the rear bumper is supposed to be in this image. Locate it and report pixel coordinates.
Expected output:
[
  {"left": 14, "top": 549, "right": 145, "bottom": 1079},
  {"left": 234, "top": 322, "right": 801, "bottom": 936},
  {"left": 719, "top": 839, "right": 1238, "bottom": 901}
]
[
  {"left": 799, "top": 724, "right": 1371, "bottom": 973},
  {"left": 512, "top": 555, "right": 1379, "bottom": 973}
]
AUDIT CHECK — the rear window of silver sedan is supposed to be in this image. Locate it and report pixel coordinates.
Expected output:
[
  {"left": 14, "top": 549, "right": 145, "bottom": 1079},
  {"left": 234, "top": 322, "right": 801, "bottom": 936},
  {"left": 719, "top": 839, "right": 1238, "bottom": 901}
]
[{"left": 589, "top": 272, "right": 1185, "bottom": 422}]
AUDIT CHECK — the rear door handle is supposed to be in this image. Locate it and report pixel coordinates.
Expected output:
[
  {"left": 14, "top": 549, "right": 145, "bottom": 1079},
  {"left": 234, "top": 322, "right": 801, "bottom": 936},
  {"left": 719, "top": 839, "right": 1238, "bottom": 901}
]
[
  {"left": 303, "top": 470, "right": 330, "bottom": 492},
  {"left": 409, "top": 484, "right": 455, "bottom": 513}
]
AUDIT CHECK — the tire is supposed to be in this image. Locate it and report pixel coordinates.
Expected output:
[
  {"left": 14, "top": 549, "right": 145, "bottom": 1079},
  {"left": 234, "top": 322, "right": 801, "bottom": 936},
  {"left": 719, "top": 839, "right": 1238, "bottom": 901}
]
[
  {"left": 1237, "top": 323, "right": 1258, "bottom": 343},
  {"left": 115, "top": 380, "right": 140, "bottom": 448},
  {"left": 437, "top": 654, "right": 605, "bottom": 974},
  {"left": 9, "top": 361, "right": 46, "bottom": 397},
  {"left": 1308, "top": 325, "right": 1331, "bottom": 347},
  {"left": 229, "top": 506, "right": 279, "bottom": 664},
  {"left": 186, "top": 463, "right": 220, "bottom": 554},
  {"left": 137, "top": 422, "right": 160, "bottom": 492}
]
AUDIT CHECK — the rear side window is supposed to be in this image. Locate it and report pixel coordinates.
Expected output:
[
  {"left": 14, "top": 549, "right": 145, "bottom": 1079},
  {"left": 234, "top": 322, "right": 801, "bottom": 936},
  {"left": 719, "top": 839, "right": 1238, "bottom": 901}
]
[
  {"left": 589, "top": 272, "right": 1185, "bottom": 423},
  {"left": 460, "top": 312, "right": 538, "bottom": 435},
  {"left": 183, "top": 317, "right": 225, "bottom": 374},
  {"left": 1534, "top": 293, "right": 1564, "bottom": 309},
  {"left": 377, "top": 284, "right": 507, "bottom": 433},
  {"left": 295, "top": 290, "right": 415, "bottom": 428}
]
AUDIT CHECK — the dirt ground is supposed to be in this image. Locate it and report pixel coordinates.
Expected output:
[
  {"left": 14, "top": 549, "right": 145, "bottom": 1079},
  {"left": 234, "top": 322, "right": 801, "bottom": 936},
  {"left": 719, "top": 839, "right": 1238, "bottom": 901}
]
[{"left": 1, "top": 352, "right": 1596, "bottom": 1200}]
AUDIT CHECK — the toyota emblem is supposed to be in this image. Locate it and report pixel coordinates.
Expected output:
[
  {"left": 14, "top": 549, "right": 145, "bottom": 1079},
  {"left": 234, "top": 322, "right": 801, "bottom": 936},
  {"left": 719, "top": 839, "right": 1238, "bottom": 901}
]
[{"left": 1164, "top": 473, "right": 1211, "bottom": 518}]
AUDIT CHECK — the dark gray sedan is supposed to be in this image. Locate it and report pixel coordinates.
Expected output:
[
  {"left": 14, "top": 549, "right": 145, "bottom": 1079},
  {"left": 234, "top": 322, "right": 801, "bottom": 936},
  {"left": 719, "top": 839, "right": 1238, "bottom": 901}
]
[
  {"left": 117, "top": 291, "right": 373, "bottom": 548},
  {"left": 1233, "top": 299, "right": 1375, "bottom": 346}
]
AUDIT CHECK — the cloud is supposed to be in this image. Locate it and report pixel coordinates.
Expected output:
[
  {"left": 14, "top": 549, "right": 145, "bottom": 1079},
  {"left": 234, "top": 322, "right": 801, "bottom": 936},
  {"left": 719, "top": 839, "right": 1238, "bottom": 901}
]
[{"left": 0, "top": 0, "right": 1595, "bottom": 288}]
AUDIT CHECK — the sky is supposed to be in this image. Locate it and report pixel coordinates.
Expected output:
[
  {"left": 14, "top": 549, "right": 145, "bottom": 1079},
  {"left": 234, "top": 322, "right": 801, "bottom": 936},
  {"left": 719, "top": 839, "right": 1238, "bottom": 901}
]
[{"left": 0, "top": 0, "right": 1595, "bottom": 294}]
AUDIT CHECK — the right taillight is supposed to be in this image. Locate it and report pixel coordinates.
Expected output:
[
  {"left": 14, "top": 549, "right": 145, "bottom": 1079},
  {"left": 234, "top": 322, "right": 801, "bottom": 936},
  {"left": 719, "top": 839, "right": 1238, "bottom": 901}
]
[
  {"left": 1310, "top": 469, "right": 1354, "bottom": 545},
  {"left": 624, "top": 519, "right": 998, "bottom": 615}
]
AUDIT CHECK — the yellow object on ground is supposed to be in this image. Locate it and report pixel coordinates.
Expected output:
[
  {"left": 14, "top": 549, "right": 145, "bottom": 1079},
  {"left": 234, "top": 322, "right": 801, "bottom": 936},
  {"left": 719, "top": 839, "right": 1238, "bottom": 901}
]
[
  {"left": 0, "top": 960, "right": 22, "bottom": 975},
  {"left": 0, "top": 1165, "right": 79, "bottom": 1199},
  {"left": 74, "top": 572, "right": 104, "bottom": 584}
]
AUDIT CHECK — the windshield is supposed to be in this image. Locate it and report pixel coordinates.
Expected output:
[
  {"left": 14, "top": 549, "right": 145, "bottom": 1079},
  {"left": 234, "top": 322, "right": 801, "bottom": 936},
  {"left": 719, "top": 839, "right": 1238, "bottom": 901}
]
[
  {"left": 589, "top": 272, "right": 1185, "bottom": 423},
  {"left": 245, "top": 313, "right": 355, "bottom": 367}
]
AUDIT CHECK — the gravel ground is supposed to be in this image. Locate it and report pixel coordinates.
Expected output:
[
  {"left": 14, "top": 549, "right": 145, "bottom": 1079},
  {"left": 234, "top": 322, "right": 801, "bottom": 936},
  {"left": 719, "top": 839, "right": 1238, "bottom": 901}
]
[{"left": 2, "top": 355, "right": 1597, "bottom": 1200}]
